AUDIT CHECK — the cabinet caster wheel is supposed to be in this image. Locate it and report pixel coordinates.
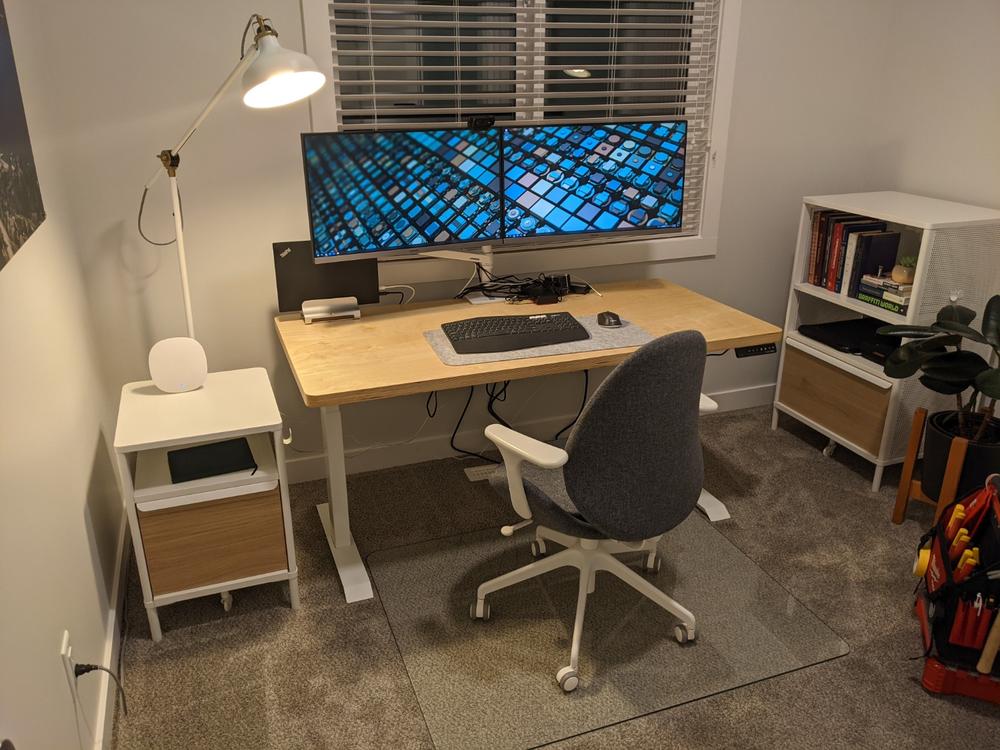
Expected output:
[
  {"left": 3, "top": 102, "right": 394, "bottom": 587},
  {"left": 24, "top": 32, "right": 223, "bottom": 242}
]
[
  {"left": 221, "top": 591, "right": 233, "bottom": 612},
  {"left": 643, "top": 553, "right": 661, "bottom": 574},
  {"left": 674, "top": 624, "right": 695, "bottom": 644},
  {"left": 822, "top": 440, "right": 837, "bottom": 458},
  {"left": 556, "top": 666, "right": 579, "bottom": 692},
  {"left": 530, "top": 540, "right": 547, "bottom": 558},
  {"left": 470, "top": 600, "right": 491, "bottom": 620}
]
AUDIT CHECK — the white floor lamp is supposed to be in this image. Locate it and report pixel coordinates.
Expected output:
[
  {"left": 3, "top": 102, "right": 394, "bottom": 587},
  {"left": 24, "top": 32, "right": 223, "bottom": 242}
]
[{"left": 142, "top": 13, "right": 326, "bottom": 393}]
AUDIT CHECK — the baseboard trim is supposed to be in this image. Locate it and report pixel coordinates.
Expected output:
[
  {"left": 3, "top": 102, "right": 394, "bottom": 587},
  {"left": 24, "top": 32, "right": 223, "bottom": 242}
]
[
  {"left": 284, "top": 382, "right": 777, "bottom": 482},
  {"left": 94, "top": 517, "right": 131, "bottom": 750}
]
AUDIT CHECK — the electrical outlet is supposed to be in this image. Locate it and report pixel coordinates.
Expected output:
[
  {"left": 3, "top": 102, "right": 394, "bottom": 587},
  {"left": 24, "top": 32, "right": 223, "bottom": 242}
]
[{"left": 59, "top": 630, "right": 76, "bottom": 696}]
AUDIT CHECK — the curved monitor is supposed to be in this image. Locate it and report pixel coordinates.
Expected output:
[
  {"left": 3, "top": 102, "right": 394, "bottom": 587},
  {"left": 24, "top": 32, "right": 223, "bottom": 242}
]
[{"left": 301, "top": 120, "right": 685, "bottom": 262}]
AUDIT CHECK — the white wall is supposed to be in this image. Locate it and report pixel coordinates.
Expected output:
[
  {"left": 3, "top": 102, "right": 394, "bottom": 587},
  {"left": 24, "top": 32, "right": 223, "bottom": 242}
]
[
  {"left": 881, "top": 0, "right": 1000, "bottom": 208},
  {"left": 0, "top": 3, "right": 123, "bottom": 747}
]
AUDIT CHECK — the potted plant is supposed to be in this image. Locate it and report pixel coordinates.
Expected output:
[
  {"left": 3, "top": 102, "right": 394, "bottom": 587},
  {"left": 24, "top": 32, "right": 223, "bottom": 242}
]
[
  {"left": 879, "top": 294, "right": 1000, "bottom": 500},
  {"left": 892, "top": 255, "right": 918, "bottom": 285}
]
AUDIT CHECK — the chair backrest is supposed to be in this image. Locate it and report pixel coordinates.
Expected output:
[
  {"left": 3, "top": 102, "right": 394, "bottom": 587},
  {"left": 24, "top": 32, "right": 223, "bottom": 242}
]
[{"left": 562, "top": 330, "right": 706, "bottom": 541}]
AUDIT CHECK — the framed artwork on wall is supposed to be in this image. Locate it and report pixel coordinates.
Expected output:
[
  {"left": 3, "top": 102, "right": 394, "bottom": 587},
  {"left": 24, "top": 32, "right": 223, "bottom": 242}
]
[{"left": 0, "top": 0, "right": 44, "bottom": 272}]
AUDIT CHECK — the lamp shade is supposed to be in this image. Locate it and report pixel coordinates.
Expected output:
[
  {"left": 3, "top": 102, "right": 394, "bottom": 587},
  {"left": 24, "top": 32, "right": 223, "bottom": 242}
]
[{"left": 242, "top": 35, "right": 326, "bottom": 109}]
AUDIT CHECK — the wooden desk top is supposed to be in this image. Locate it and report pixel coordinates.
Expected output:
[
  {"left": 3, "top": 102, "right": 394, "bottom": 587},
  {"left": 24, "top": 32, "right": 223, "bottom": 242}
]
[{"left": 274, "top": 279, "right": 781, "bottom": 408}]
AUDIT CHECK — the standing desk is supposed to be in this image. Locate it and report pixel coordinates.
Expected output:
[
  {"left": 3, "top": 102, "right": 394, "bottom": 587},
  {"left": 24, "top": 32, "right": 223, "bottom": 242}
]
[{"left": 274, "top": 278, "right": 782, "bottom": 603}]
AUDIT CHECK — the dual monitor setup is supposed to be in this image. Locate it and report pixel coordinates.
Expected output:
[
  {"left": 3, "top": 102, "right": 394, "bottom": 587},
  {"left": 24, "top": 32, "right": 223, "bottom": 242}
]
[{"left": 278, "top": 119, "right": 687, "bottom": 353}]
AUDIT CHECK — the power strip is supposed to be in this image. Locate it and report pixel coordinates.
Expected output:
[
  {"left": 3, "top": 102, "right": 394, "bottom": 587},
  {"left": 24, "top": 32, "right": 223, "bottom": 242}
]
[{"left": 464, "top": 465, "right": 498, "bottom": 482}]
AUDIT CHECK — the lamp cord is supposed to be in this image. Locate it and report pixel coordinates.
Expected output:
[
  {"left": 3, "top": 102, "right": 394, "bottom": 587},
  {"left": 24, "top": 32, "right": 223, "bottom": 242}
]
[{"left": 137, "top": 185, "right": 184, "bottom": 246}]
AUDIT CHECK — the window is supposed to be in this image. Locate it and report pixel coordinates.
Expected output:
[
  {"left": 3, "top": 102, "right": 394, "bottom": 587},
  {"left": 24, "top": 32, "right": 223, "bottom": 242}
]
[{"left": 303, "top": 0, "right": 735, "bottom": 259}]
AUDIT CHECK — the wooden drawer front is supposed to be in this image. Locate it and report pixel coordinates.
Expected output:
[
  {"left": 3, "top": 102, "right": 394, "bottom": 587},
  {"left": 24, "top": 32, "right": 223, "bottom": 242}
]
[
  {"left": 779, "top": 345, "right": 890, "bottom": 455},
  {"left": 139, "top": 488, "right": 287, "bottom": 596}
]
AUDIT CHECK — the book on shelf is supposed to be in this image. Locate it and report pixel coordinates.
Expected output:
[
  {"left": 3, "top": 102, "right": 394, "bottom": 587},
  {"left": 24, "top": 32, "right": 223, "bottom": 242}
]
[
  {"left": 846, "top": 231, "right": 902, "bottom": 298},
  {"left": 855, "top": 290, "right": 908, "bottom": 315},
  {"left": 823, "top": 216, "right": 881, "bottom": 290},
  {"left": 808, "top": 210, "right": 857, "bottom": 286},
  {"left": 857, "top": 281, "right": 911, "bottom": 305},
  {"left": 860, "top": 274, "right": 912, "bottom": 293},
  {"left": 830, "top": 219, "right": 886, "bottom": 293}
]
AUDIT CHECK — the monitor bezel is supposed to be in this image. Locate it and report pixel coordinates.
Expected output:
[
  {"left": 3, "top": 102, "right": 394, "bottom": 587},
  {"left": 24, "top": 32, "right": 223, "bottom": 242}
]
[{"left": 300, "top": 120, "right": 687, "bottom": 264}]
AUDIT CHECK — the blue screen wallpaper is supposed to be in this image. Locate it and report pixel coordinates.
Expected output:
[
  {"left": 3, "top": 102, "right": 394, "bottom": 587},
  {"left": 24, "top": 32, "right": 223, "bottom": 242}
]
[
  {"left": 303, "top": 121, "right": 685, "bottom": 259},
  {"left": 305, "top": 128, "right": 503, "bottom": 258},
  {"left": 502, "top": 121, "right": 685, "bottom": 239}
]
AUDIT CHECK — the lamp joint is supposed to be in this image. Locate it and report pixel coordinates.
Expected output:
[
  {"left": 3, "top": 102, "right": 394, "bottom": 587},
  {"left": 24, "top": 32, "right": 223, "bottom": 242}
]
[
  {"left": 252, "top": 14, "right": 278, "bottom": 44},
  {"left": 158, "top": 149, "right": 180, "bottom": 177}
]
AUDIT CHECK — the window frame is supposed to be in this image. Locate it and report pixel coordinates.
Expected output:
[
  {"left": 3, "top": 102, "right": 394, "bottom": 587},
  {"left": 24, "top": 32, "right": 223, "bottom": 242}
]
[{"left": 300, "top": 0, "right": 742, "bottom": 283}]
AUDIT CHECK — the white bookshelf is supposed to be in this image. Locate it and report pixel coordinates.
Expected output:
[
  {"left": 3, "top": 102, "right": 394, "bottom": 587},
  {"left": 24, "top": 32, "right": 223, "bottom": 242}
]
[{"left": 772, "top": 191, "right": 1000, "bottom": 491}]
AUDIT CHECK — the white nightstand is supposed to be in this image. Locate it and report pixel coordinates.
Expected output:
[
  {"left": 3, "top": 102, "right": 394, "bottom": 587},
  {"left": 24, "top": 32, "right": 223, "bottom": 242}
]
[{"left": 113, "top": 367, "right": 299, "bottom": 641}]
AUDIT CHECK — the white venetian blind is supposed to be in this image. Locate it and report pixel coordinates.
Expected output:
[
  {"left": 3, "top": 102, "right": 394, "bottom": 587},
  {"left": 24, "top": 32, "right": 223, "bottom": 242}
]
[{"left": 322, "top": 0, "right": 722, "bottom": 236}]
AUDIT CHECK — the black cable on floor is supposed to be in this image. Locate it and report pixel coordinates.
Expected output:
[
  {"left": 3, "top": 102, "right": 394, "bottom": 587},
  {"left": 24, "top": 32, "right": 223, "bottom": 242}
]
[
  {"left": 450, "top": 386, "right": 499, "bottom": 463},
  {"left": 554, "top": 370, "right": 589, "bottom": 442}
]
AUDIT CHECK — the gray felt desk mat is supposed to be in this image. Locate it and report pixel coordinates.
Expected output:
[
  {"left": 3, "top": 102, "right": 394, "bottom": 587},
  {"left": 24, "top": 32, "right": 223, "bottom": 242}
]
[{"left": 424, "top": 315, "right": 653, "bottom": 366}]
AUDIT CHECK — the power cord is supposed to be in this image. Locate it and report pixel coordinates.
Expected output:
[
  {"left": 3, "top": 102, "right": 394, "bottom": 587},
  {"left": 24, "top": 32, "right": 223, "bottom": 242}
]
[
  {"left": 74, "top": 664, "right": 128, "bottom": 717},
  {"left": 450, "top": 386, "right": 500, "bottom": 463},
  {"left": 380, "top": 284, "right": 416, "bottom": 304},
  {"left": 707, "top": 349, "right": 730, "bottom": 357},
  {"left": 554, "top": 370, "right": 589, "bottom": 441},
  {"left": 485, "top": 381, "right": 511, "bottom": 428}
]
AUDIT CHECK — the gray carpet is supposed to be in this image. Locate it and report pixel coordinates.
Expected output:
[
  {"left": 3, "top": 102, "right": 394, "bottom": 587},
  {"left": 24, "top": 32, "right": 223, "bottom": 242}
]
[
  {"left": 112, "top": 408, "right": 1000, "bottom": 749},
  {"left": 368, "top": 515, "right": 848, "bottom": 750}
]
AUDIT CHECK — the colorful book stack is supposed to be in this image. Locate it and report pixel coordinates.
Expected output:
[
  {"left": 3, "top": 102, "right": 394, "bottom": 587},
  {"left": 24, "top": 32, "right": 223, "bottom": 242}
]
[
  {"left": 806, "top": 209, "right": 904, "bottom": 312},
  {"left": 856, "top": 274, "right": 911, "bottom": 315}
]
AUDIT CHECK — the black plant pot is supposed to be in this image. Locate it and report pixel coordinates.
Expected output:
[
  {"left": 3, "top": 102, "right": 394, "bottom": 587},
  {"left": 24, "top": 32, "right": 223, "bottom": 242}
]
[{"left": 922, "top": 410, "right": 1000, "bottom": 501}]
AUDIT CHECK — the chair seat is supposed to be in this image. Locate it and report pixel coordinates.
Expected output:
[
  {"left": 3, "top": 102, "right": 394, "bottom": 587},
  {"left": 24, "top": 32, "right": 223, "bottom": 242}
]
[{"left": 490, "top": 463, "right": 606, "bottom": 539}]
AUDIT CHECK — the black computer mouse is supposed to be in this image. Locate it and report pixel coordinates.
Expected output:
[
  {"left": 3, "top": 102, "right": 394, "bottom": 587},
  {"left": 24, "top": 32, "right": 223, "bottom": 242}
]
[{"left": 597, "top": 311, "right": 623, "bottom": 327}]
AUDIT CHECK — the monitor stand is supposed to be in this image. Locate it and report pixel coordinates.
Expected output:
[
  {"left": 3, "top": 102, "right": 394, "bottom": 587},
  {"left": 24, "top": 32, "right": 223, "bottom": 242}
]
[{"left": 418, "top": 245, "right": 503, "bottom": 304}]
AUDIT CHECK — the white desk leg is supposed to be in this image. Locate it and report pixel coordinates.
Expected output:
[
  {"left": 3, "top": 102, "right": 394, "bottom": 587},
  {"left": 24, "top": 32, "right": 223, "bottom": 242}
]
[
  {"left": 319, "top": 405, "right": 374, "bottom": 603},
  {"left": 696, "top": 488, "right": 731, "bottom": 523}
]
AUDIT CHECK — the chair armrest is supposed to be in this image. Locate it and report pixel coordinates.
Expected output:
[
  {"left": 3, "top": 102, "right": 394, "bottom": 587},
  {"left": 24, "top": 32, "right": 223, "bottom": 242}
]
[
  {"left": 484, "top": 424, "right": 569, "bottom": 469},
  {"left": 484, "top": 424, "right": 568, "bottom": 522}
]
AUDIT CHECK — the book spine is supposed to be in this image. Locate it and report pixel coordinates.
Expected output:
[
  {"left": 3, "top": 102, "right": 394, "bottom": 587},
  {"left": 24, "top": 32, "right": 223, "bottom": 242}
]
[
  {"left": 848, "top": 244, "right": 866, "bottom": 298},
  {"left": 807, "top": 213, "right": 823, "bottom": 285},
  {"left": 838, "top": 234, "right": 859, "bottom": 296},
  {"left": 825, "top": 223, "right": 845, "bottom": 291},
  {"left": 856, "top": 291, "right": 907, "bottom": 315}
]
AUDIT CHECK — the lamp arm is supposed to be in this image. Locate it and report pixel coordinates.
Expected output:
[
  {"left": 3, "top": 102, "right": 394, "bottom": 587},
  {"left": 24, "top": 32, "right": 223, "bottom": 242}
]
[{"left": 143, "top": 50, "right": 258, "bottom": 190}]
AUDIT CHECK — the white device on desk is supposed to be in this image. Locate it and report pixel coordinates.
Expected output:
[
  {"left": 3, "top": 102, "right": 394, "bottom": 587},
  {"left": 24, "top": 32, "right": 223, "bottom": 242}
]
[
  {"left": 148, "top": 337, "right": 208, "bottom": 393},
  {"left": 302, "top": 296, "right": 361, "bottom": 323}
]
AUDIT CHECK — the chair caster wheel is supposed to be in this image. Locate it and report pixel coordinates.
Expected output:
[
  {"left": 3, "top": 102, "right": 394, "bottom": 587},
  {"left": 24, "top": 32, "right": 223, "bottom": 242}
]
[
  {"left": 674, "top": 624, "right": 696, "bottom": 644},
  {"left": 643, "top": 553, "right": 661, "bottom": 574},
  {"left": 530, "top": 540, "right": 547, "bottom": 558},
  {"left": 220, "top": 591, "right": 233, "bottom": 612},
  {"left": 556, "top": 666, "right": 579, "bottom": 692},
  {"left": 822, "top": 440, "right": 837, "bottom": 458},
  {"left": 470, "top": 600, "right": 491, "bottom": 620}
]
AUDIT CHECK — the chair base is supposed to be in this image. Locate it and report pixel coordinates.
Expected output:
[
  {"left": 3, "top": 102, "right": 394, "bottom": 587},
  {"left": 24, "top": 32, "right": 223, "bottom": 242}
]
[{"left": 471, "top": 527, "right": 696, "bottom": 692}]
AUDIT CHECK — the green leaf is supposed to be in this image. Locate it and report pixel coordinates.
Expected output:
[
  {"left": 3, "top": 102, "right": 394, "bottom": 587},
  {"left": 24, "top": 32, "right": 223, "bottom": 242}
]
[
  {"left": 918, "top": 374, "right": 969, "bottom": 395},
  {"left": 937, "top": 303, "right": 977, "bottom": 326},
  {"left": 876, "top": 325, "right": 937, "bottom": 338},
  {"left": 932, "top": 320, "right": 989, "bottom": 344},
  {"left": 921, "top": 350, "right": 991, "bottom": 384},
  {"left": 883, "top": 342, "right": 943, "bottom": 378},
  {"left": 913, "top": 334, "right": 961, "bottom": 351},
  {"left": 982, "top": 295, "right": 1000, "bottom": 348},
  {"left": 975, "top": 367, "right": 1000, "bottom": 400}
]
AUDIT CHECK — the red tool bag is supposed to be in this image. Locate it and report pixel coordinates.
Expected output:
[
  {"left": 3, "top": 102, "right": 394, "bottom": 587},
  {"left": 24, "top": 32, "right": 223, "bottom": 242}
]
[{"left": 913, "top": 475, "right": 1000, "bottom": 704}]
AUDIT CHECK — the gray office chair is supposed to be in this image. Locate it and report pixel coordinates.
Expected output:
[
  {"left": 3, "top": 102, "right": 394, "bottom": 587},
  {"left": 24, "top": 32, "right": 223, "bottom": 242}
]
[{"left": 471, "top": 330, "right": 706, "bottom": 692}]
